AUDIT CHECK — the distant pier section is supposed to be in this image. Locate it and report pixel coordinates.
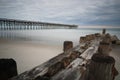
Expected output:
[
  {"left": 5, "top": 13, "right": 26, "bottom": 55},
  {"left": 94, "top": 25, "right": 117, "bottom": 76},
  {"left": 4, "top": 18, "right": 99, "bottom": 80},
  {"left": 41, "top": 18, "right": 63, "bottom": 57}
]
[{"left": 0, "top": 18, "right": 78, "bottom": 30}]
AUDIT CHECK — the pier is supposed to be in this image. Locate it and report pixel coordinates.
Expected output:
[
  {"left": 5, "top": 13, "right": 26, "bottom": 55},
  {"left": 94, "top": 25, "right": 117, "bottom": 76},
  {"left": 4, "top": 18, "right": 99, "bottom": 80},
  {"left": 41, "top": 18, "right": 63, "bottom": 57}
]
[{"left": 0, "top": 18, "right": 78, "bottom": 30}]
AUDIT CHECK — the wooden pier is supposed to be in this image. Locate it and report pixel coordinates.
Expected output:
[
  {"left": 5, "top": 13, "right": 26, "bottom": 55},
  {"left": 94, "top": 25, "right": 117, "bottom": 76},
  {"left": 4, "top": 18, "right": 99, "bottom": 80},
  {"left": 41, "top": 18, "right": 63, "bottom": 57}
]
[{"left": 0, "top": 18, "right": 78, "bottom": 30}]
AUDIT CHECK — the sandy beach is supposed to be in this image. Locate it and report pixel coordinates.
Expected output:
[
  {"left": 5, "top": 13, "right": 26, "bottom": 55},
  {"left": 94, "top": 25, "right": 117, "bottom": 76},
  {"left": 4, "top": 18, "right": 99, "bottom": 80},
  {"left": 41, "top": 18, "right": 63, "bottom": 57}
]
[
  {"left": 110, "top": 44, "right": 120, "bottom": 80},
  {"left": 0, "top": 39, "right": 62, "bottom": 74}
]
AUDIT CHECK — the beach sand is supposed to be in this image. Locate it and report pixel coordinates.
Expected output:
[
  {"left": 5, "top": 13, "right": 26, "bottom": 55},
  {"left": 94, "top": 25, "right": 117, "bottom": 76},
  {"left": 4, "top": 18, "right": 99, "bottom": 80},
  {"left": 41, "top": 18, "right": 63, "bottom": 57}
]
[
  {"left": 110, "top": 44, "right": 120, "bottom": 80},
  {"left": 0, "top": 39, "right": 62, "bottom": 74}
]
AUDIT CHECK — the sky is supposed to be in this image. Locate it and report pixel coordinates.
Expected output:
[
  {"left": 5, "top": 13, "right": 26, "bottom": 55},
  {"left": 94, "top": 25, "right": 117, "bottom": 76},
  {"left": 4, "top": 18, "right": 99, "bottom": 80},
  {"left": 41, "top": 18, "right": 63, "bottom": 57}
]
[{"left": 0, "top": 0, "right": 120, "bottom": 28}]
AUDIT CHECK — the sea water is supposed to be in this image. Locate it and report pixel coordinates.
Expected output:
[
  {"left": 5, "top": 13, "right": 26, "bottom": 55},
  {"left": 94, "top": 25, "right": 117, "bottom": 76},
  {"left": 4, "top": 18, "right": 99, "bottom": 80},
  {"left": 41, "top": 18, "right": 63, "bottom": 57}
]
[{"left": 0, "top": 28, "right": 120, "bottom": 46}]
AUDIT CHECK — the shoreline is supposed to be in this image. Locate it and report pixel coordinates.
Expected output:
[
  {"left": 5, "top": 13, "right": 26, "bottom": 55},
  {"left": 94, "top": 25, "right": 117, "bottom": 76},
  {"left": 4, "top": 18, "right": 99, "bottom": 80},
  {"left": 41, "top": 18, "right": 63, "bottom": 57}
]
[{"left": 0, "top": 39, "right": 62, "bottom": 74}]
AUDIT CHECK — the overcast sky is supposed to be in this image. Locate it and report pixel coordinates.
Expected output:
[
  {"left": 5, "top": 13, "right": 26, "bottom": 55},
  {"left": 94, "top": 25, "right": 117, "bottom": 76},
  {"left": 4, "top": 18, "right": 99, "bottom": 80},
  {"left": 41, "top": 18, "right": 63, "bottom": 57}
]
[{"left": 0, "top": 0, "right": 120, "bottom": 27}]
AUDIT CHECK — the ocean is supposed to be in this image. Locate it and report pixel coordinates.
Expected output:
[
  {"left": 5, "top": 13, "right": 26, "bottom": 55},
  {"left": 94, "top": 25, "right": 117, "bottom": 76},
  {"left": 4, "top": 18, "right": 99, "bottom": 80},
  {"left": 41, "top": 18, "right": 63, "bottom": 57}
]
[{"left": 0, "top": 28, "right": 120, "bottom": 46}]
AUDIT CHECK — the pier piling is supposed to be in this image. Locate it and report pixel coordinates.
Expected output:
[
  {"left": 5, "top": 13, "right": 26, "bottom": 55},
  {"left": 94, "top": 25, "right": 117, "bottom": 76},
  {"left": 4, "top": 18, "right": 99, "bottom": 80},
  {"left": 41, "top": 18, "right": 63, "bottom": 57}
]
[
  {"left": 80, "top": 53, "right": 117, "bottom": 80},
  {"left": 63, "top": 41, "right": 73, "bottom": 52}
]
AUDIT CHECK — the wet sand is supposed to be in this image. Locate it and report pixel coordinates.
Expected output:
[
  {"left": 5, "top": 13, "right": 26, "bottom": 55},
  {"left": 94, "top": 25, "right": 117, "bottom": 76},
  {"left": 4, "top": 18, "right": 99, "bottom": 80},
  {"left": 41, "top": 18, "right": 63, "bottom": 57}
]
[
  {"left": 0, "top": 39, "right": 62, "bottom": 74},
  {"left": 110, "top": 44, "right": 120, "bottom": 80}
]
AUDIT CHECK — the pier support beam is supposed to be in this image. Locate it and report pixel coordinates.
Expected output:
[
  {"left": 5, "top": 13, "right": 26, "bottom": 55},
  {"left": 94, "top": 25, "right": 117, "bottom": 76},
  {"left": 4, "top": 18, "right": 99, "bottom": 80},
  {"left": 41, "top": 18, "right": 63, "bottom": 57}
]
[
  {"left": 80, "top": 53, "right": 118, "bottom": 80},
  {"left": 63, "top": 41, "right": 73, "bottom": 52},
  {"left": 102, "top": 28, "right": 106, "bottom": 34}
]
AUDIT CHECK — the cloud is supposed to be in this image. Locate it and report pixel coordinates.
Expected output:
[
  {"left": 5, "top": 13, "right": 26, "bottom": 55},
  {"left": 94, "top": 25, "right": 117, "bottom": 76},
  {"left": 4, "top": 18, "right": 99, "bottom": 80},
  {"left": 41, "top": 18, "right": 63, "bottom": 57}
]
[{"left": 0, "top": 0, "right": 120, "bottom": 26}]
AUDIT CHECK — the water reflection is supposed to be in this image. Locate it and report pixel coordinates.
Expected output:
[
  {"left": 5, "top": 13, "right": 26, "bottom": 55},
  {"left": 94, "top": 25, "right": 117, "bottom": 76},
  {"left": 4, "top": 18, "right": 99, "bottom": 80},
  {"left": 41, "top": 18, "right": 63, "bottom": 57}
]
[{"left": 0, "top": 28, "right": 120, "bottom": 45}]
